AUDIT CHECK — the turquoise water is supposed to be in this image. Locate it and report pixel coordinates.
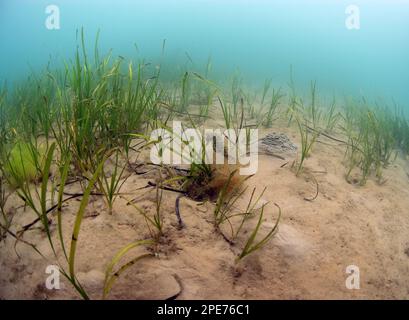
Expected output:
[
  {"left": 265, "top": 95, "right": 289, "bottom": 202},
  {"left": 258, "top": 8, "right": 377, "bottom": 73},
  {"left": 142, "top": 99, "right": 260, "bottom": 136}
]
[{"left": 0, "top": 0, "right": 408, "bottom": 106}]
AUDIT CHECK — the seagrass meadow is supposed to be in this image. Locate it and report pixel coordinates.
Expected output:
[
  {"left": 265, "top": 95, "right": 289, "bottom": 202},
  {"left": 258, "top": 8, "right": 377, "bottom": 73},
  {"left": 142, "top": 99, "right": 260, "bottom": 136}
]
[{"left": 1, "top": 0, "right": 409, "bottom": 300}]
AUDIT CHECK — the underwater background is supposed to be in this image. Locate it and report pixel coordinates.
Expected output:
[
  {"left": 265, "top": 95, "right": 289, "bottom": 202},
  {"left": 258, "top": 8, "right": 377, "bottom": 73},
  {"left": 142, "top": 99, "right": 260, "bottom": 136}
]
[
  {"left": 3, "top": 1, "right": 409, "bottom": 301},
  {"left": 0, "top": 0, "right": 408, "bottom": 106}
]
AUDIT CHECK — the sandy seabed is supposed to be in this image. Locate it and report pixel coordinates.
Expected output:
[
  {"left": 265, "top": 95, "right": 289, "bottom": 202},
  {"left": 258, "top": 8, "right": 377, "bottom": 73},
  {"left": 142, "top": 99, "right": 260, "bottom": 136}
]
[{"left": 1, "top": 111, "right": 409, "bottom": 300}]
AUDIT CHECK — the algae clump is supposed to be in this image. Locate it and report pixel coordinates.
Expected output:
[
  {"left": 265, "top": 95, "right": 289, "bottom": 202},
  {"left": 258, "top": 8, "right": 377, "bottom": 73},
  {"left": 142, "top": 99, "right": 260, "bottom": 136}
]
[{"left": 4, "top": 142, "right": 43, "bottom": 187}]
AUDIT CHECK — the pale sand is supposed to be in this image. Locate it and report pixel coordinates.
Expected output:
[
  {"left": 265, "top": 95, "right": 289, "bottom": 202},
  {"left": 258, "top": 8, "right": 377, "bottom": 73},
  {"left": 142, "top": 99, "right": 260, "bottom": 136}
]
[{"left": 1, "top": 111, "right": 409, "bottom": 300}]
